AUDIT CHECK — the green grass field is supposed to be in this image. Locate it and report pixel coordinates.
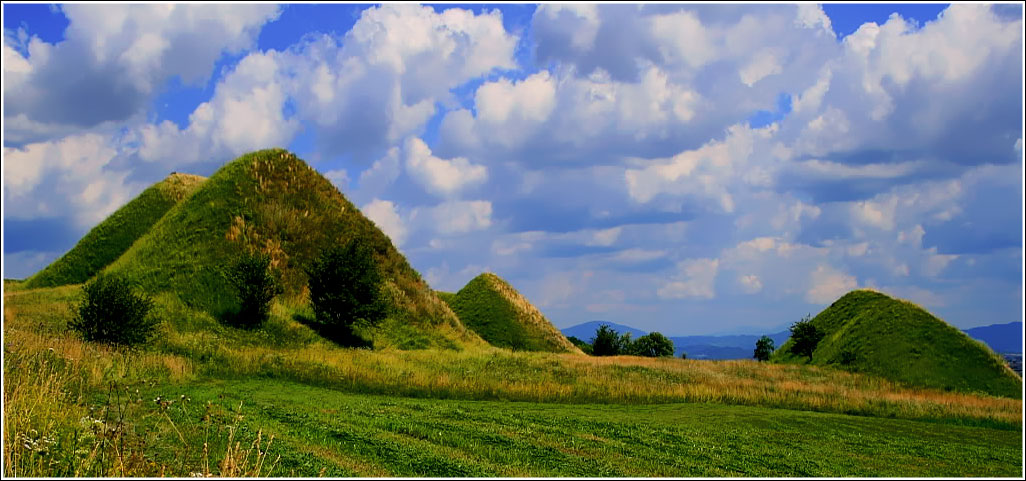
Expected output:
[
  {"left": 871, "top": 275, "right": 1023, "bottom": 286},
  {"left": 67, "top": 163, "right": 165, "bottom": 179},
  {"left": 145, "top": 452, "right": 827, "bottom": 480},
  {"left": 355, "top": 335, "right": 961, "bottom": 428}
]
[
  {"left": 4, "top": 282, "right": 1023, "bottom": 477},
  {"left": 103, "top": 378, "right": 1024, "bottom": 477}
]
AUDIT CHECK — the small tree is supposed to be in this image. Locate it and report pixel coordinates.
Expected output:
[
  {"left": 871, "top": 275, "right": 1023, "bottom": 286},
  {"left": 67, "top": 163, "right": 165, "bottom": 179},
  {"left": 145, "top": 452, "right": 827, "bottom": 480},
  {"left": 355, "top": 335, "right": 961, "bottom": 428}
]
[
  {"left": 592, "top": 324, "right": 631, "bottom": 356},
  {"left": 680, "top": 351, "right": 688, "bottom": 360},
  {"left": 306, "top": 239, "right": 386, "bottom": 346},
  {"left": 630, "top": 332, "right": 675, "bottom": 357},
  {"left": 753, "top": 335, "right": 775, "bottom": 361},
  {"left": 69, "top": 273, "right": 156, "bottom": 345},
  {"left": 223, "top": 252, "right": 282, "bottom": 328},
  {"left": 789, "top": 314, "right": 823, "bottom": 361},
  {"left": 566, "top": 335, "right": 594, "bottom": 355}
]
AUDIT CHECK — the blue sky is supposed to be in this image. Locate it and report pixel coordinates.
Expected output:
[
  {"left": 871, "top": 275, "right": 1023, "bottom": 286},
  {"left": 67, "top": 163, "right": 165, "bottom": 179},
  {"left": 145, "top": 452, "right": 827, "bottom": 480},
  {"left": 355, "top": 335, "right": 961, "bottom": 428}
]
[{"left": 2, "top": 3, "right": 1023, "bottom": 335}]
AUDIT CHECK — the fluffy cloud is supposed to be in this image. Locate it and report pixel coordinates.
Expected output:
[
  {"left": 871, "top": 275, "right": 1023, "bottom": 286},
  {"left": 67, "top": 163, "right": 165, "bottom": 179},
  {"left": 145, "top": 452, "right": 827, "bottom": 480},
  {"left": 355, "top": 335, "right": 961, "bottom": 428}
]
[
  {"left": 781, "top": 4, "right": 1022, "bottom": 174},
  {"left": 3, "top": 4, "right": 280, "bottom": 143},
  {"left": 283, "top": 4, "right": 517, "bottom": 160},
  {"left": 362, "top": 199, "right": 407, "bottom": 247},
  {"left": 3, "top": 134, "right": 139, "bottom": 228},
  {"left": 739, "top": 274, "right": 763, "bottom": 294},
  {"left": 657, "top": 258, "right": 719, "bottom": 299},
  {"left": 413, "top": 200, "right": 493, "bottom": 235},
  {"left": 136, "top": 50, "right": 299, "bottom": 168},
  {"left": 403, "top": 137, "right": 487, "bottom": 197},
  {"left": 805, "top": 264, "right": 858, "bottom": 304},
  {"left": 624, "top": 124, "right": 766, "bottom": 213}
]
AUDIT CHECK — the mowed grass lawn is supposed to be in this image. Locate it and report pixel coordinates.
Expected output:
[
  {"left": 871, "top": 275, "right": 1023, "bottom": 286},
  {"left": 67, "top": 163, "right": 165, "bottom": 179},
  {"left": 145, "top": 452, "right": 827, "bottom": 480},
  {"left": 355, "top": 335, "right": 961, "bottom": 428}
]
[{"left": 124, "top": 378, "right": 1022, "bottom": 477}]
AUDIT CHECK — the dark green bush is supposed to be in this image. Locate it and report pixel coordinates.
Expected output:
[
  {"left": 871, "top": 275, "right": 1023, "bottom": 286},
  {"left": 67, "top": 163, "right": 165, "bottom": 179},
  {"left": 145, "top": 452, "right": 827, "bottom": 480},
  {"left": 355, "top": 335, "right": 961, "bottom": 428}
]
[
  {"left": 839, "top": 349, "right": 858, "bottom": 366},
  {"left": 566, "top": 336, "right": 594, "bottom": 355},
  {"left": 592, "top": 325, "right": 632, "bottom": 356},
  {"left": 306, "top": 239, "right": 386, "bottom": 347},
  {"left": 69, "top": 273, "right": 156, "bottom": 345},
  {"left": 222, "top": 252, "right": 282, "bottom": 328},
  {"left": 629, "top": 332, "right": 675, "bottom": 357},
  {"left": 754, "top": 335, "right": 775, "bottom": 361}
]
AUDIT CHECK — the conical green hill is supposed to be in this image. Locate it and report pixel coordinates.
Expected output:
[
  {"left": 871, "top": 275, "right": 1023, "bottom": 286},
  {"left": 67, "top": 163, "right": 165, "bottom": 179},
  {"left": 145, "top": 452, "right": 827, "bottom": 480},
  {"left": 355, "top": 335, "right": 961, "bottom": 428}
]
[
  {"left": 443, "top": 272, "right": 583, "bottom": 354},
  {"left": 772, "top": 289, "right": 1021, "bottom": 398},
  {"left": 104, "top": 149, "right": 480, "bottom": 349},
  {"left": 24, "top": 173, "right": 205, "bottom": 288}
]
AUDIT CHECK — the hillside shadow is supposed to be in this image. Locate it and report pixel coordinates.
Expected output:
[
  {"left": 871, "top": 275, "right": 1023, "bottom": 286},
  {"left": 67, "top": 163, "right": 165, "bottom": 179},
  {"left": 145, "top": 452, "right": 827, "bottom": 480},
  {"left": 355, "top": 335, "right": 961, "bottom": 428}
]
[{"left": 292, "top": 312, "right": 373, "bottom": 348}]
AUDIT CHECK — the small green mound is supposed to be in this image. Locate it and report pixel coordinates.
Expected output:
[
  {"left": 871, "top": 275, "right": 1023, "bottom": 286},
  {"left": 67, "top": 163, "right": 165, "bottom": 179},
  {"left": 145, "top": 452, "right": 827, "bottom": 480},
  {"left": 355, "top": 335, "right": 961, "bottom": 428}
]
[
  {"left": 104, "top": 149, "right": 480, "bottom": 350},
  {"left": 773, "top": 289, "right": 1021, "bottom": 398},
  {"left": 444, "top": 273, "right": 582, "bottom": 354},
  {"left": 25, "top": 173, "right": 205, "bottom": 288}
]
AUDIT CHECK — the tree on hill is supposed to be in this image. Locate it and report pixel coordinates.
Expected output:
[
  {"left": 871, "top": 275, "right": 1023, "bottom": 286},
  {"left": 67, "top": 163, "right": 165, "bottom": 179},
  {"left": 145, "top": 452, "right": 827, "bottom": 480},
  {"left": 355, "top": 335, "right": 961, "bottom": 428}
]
[
  {"left": 70, "top": 273, "right": 156, "bottom": 346},
  {"left": 306, "top": 239, "right": 386, "bottom": 347},
  {"left": 592, "top": 324, "right": 631, "bottom": 356},
  {"left": 754, "top": 335, "right": 775, "bottom": 361},
  {"left": 789, "top": 314, "right": 823, "bottom": 361},
  {"left": 222, "top": 251, "right": 282, "bottom": 328},
  {"left": 630, "top": 332, "right": 675, "bottom": 357},
  {"left": 566, "top": 336, "right": 594, "bottom": 355}
]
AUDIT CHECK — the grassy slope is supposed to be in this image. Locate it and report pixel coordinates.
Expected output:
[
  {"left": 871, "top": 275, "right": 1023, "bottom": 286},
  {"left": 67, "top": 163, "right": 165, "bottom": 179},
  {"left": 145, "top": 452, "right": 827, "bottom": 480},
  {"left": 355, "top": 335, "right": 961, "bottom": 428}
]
[
  {"left": 444, "top": 273, "right": 582, "bottom": 354},
  {"left": 104, "top": 149, "right": 480, "bottom": 350},
  {"left": 24, "top": 173, "right": 205, "bottom": 288},
  {"left": 773, "top": 289, "right": 1022, "bottom": 398}
]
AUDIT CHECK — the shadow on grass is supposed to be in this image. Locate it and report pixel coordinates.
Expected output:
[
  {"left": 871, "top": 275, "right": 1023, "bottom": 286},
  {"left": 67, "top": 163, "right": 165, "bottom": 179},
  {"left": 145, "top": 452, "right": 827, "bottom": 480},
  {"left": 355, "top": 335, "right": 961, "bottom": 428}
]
[{"left": 292, "top": 312, "right": 373, "bottom": 348}]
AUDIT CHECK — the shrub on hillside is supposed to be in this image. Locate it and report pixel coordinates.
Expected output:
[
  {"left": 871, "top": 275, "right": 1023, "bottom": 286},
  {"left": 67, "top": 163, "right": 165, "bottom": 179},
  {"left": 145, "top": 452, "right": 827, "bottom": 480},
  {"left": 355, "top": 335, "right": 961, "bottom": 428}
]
[
  {"left": 592, "top": 324, "right": 632, "bottom": 356},
  {"left": 789, "top": 314, "right": 823, "bottom": 361},
  {"left": 223, "top": 252, "right": 282, "bottom": 328},
  {"left": 306, "top": 239, "right": 386, "bottom": 347},
  {"left": 754, "top": 335, "right": 775, "bottom": 361},
  {"left": 630, "top": 332, "right": 675, "bottom": 357},
  {"left": 69, "top": 273, "right": 156, "bottom": 345},
  {"left": 566, "top": 336, "right": 594, "bottom": 355}
]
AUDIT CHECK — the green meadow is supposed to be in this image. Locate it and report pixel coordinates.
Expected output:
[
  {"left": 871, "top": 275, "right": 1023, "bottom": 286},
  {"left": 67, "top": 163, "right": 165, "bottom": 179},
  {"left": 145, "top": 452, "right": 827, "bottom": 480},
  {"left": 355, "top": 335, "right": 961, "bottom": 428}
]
[{"left": 4, "top": 280, "right": 1022, "bottom": 477}]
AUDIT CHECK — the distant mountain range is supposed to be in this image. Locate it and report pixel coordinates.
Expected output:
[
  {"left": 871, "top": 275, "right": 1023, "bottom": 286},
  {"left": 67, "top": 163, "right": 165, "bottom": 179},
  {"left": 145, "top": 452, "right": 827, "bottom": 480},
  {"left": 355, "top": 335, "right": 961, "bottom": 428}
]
[
  {"left": 560, "top": 321, "right": 648, "bottom": 341},
  {"left": 560, "top": 321, "right": 789, "bottom": 360},
  {"left": 561, "top": 320, "right": 1023, "bottom": 360},
  {"left": 964, "top": 321, "right": 1023, "bottom": 354}
]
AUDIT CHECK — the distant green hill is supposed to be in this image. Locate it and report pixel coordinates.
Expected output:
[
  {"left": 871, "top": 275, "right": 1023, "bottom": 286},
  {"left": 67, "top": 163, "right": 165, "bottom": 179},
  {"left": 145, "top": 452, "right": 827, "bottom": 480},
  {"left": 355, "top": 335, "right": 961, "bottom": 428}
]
[
  {"left": 443, "top": 273, "right": 582, "bottom": 354},
  {"left": 773, "top": 289, "right": 1021, "bottom": 398},
  {"left": 25, "top": 173, "right": 205, "bottom": 289},
  {"left": 103, "top": 149, "right": 480, "bottom": 350}
]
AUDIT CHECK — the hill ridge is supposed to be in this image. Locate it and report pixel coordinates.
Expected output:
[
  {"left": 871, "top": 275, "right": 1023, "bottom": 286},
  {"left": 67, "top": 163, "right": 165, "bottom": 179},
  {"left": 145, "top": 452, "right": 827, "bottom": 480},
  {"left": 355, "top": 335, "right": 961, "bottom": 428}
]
[
  {"left": 103, "top": 149, "right": 480, "bottom": 349},
  {"left": 772, "top": 289, "right": 1021, "bottom": 398},
  {"left": 445, "top": 272, "right": 582, "bottom": 354},
  {"left": 25, "top": 172, "right": 206, "bottom": 288}
]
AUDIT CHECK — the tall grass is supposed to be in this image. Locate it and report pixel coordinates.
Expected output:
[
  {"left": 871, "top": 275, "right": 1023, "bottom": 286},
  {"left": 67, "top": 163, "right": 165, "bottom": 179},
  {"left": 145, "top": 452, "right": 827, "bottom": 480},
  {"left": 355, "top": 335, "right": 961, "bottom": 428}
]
[{"left": 2, "top": 286, "right": 278, "bottom": 477}]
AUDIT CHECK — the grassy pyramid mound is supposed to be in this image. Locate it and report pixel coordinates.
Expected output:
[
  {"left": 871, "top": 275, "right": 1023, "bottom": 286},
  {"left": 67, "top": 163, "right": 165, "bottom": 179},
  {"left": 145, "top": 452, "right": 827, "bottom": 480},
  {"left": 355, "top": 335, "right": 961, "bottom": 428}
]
[
  {"left": 103, "top": 149, "right": 479, "bottom": 349},
  {"left": 772, "top": 289, "right": 1021, "bottom": 398},
  {"left": 442, "top": 273, "right": 582, "bottom": 354},
  {"left": 25, "top": 173, "right": 205, "bottom": 288}
]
